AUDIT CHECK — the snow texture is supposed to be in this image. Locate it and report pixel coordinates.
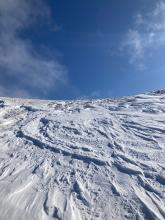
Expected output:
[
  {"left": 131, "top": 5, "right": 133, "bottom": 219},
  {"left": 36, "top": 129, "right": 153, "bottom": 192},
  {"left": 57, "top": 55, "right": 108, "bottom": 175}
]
[{"left": 0, "top": 90, "right": 165, "bottom": 220}]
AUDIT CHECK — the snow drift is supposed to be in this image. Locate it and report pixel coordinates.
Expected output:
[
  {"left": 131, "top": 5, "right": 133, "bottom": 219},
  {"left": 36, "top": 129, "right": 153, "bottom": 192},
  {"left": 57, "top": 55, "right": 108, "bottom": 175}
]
[{"left": 0, "top": 91, "right": 165, "bottom": 220}]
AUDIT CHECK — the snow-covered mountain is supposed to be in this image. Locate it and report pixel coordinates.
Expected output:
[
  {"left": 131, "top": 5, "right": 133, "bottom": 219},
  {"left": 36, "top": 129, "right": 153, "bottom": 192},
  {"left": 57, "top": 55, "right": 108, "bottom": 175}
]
[{"left": 0, "top": 91, "right": 165, "bottom": 220}]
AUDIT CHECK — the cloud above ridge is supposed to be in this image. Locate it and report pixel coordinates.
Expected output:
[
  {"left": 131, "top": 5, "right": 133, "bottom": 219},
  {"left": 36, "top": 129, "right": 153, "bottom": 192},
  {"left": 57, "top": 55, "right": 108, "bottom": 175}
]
[
  {"left": 122, "top": 1, "right": 165, "bottom": 69},
  {"left": 0, "top": 0, "right": 67, "bottom": 98}
]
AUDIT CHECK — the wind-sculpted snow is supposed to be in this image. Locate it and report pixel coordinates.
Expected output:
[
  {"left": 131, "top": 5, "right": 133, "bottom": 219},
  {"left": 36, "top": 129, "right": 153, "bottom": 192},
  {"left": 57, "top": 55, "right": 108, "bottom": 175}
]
[{"left": 0, "top": 91, "right": 165, "bottom": 220}]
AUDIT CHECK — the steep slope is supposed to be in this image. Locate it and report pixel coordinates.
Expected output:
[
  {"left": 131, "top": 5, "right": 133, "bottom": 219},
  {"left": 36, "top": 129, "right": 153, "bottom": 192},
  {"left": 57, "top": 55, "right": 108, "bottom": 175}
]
[{"left": 0, "top": 91, "right": 165, "bottom": 220}]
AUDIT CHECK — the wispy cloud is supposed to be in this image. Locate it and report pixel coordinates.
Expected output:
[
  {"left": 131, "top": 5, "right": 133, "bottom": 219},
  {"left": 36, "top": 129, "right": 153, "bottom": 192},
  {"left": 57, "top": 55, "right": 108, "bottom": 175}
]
[
  {"left": 0, "top": 0, "right": 67, "bottom": 98},
  {"left": 122, "top": 0, "right": 165, "bottom": 69}
]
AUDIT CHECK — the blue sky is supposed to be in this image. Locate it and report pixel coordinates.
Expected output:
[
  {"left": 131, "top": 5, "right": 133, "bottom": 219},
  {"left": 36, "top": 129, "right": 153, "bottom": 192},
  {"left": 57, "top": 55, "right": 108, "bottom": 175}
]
[{"left": 0, "top": 0, "right": 165, "bottom": 99}]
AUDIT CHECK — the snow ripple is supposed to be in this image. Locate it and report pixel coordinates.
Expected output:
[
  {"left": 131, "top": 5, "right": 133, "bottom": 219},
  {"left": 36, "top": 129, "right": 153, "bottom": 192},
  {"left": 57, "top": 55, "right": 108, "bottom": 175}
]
[{"left": 0, "top": 92, "right": 165, "bottom": 219}]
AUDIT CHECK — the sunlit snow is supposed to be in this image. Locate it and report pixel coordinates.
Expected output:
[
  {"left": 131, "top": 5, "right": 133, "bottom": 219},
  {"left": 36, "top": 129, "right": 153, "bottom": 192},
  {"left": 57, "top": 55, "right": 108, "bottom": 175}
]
[{"left": 0, "top": 91, "right": 165, "bottom": 219}]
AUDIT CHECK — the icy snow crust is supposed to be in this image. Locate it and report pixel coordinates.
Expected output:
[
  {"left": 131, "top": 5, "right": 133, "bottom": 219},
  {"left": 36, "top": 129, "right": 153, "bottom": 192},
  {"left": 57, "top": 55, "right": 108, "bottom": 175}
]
[{"left": 0, "top": 92, "right": 165, "bottom": 220}]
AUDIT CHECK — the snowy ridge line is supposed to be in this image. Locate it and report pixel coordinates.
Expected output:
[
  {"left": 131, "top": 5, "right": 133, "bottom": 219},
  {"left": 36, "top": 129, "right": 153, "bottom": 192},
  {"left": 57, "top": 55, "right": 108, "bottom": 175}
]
[{"left": 0, "top": 91, "right": 165, "bottom": 219}]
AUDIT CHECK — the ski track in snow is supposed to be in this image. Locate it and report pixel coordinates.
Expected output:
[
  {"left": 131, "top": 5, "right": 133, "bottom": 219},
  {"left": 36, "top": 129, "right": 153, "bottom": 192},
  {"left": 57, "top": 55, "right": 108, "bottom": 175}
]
[{"left": 0, "top": 91, "right": 165, "bottom": 220}]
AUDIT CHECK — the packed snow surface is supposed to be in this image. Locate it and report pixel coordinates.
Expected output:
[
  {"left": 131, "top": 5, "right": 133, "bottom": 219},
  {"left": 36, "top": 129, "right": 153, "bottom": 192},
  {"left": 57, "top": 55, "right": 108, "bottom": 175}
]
[{"left": 0, "top": 91, "right": 165, "bottom": 220}]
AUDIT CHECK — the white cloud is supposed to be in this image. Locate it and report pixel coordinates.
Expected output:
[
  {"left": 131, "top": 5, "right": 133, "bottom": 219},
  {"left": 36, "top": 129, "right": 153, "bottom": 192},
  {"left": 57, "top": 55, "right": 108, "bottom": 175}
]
[
  {"left": 122, "top": 0, "right": 165, "bottom": 68},
  {"left": 125, "top": 30, "right": 144, "bottom": 60},
  {"left": 135, "top": 14, "right": 144, "bottom": 26},
  {"left": 0, "top": 0, "right": 67, "bottom": 98}
]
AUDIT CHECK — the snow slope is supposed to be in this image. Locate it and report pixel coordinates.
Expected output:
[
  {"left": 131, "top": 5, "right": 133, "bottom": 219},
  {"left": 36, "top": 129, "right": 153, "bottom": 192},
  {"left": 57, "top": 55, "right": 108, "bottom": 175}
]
[{"left": 0, "top": 91, "right": 165, "bottom": 220}]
